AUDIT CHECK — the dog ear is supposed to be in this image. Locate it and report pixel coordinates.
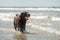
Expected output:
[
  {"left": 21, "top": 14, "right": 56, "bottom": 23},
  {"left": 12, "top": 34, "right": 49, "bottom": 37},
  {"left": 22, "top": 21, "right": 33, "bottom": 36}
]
[{"left": 28, "top": 14, "right": 30, "bottom": 17}]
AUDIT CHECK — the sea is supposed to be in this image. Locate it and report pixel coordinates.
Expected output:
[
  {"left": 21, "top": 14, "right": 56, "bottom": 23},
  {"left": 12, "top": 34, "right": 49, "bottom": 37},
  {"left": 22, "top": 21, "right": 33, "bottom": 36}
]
[{"left": 0, "top": 8, "right": 60, "bottom": 40}]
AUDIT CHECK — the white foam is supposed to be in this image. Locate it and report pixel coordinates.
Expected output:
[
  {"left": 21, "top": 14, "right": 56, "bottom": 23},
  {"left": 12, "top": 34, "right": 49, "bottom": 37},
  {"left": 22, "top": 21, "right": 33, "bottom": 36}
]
[
  {"left": 0, "top": 13, "right": 15, "bottom": 21},
  {"left": 45, "top": 16, "right": 60, "bottom": 21},
  {"left": 0, "top": 23, "right": 60, "bottom": 35},
  {"left": 0, "top": 13, "right": 46, "bottom": 21},
  {"left": 52, "top": 17, "right": 60, "bottom": 21},
  {"left": 30, "top": 16, "right": 47, "bottom": 19},
  {"left": 28, "top": 22, "right": 60, "bottom": 35},
  {"left": 0, "top": 8, "right": 60, "bottom": 11},
  {"left": 0, "top": 13, "right": 60, "bottom": 22}
]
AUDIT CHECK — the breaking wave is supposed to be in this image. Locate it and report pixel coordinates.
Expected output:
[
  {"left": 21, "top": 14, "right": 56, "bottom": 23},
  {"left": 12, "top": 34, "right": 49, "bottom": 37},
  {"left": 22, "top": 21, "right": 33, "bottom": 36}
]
[
  {"left": 27, "top": 22, "right": 60, "bottom": 35},
  {"left": 0, "top": 8, "right": 60, "bottom": 11},
  {"left": 0, "top": 13, "right": 60, "bottom": 22}
]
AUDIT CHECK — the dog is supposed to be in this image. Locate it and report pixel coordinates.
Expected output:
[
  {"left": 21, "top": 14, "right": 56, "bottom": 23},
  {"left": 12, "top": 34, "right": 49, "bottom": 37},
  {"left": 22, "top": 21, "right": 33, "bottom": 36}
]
[
  {"left": 14, "top": 14, "right": 20, "bottom": 31},
  {"left": 18, "top": 11, "right": 30, "bottom": 33},
  {"left": 14, "top": 12, "right": 30, "bottom": 33}
]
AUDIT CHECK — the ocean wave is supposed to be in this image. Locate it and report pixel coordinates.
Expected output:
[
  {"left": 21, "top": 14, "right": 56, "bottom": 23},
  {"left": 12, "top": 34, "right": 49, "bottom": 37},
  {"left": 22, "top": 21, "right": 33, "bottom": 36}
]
[
  {"left": 0, "top": 13, "right": 60, "bottom": 22},
  {"left": 31, "top": 15, "right": 60, "bottom": 21},
  {"left": 0, "top": 23, "right": 60, "bottom": 35},
  {"left": 27, "top": 22, "right": 60, "bottom": 35},
  {"left": 0, "top": 13, "right": 16, "bottom": 21},
  {"left": 52, "top": 17, "right": 60, "bottom": 21},
  {"left": 0, "top": 8, "right": 60, "bottom": 11},
  {"left": 30, "top": 16, "right": 47, "bottom": 19}
]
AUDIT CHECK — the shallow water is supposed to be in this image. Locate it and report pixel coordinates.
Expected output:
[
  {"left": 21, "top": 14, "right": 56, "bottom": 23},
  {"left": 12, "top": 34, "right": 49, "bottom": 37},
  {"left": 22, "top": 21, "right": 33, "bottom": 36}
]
[
  {"left": 0, "top": 8, "right": 60, "bottom": 40},
  {"left": 0, "top": 30, "right": 60, "bottom": 40}
]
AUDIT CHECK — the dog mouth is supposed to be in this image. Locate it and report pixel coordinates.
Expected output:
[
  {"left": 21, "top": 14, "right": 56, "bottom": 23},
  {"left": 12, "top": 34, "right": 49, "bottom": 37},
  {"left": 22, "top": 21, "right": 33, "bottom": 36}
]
[{"left": 25, "top": 16, "right": 30, "bottom": 20}]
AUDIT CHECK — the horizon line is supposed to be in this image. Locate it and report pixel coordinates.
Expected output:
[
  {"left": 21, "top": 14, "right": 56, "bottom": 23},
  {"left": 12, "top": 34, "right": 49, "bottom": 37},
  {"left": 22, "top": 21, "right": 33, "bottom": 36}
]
[{"left": 0, "top": 6, "right": 60, "bottom": 8}]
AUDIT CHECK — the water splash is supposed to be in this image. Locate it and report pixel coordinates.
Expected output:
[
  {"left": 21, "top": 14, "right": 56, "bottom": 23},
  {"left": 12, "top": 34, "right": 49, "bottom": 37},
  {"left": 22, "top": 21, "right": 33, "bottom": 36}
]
[{"left": 27, "top": 22, "right": 60, "bottom": 35}]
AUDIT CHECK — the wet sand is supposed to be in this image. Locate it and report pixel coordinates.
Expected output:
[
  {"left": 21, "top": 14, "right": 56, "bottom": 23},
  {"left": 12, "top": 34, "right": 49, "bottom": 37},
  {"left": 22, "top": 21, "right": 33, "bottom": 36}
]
[{"left": 0, "top": 29, "right": 60, "bottom": 40}]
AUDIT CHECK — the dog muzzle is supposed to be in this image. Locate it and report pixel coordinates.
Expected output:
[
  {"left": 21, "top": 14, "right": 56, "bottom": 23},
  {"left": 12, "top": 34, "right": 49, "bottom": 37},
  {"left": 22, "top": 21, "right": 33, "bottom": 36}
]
[{"left": 25, "top": 16, "right": 30, "bottom": 20}]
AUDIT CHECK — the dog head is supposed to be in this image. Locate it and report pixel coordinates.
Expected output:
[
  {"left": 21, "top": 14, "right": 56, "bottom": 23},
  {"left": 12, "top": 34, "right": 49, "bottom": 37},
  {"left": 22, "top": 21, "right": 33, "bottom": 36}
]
[{"left": 20, "top": 12, "right": 30, "bottom": 20}]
